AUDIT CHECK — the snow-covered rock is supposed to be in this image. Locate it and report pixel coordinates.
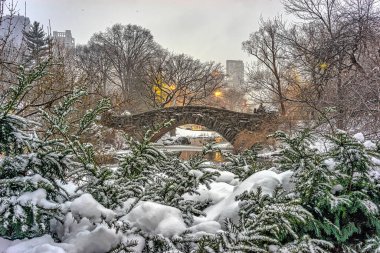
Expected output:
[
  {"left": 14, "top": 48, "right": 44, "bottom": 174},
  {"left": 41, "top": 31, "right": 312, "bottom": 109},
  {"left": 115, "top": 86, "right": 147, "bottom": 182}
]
[{"left": 123, "top": 201, "right": 187, "bottom": 237}]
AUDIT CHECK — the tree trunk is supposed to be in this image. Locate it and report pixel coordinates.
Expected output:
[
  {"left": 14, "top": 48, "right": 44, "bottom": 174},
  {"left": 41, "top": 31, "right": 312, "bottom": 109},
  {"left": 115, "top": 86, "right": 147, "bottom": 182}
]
[{"left": 336, "top": 74, "right": 345, "bottom": 130}]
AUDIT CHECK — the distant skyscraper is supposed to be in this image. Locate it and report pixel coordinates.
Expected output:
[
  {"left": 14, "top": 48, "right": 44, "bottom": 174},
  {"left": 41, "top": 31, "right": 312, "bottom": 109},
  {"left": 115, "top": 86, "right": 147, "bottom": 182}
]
[
  {"left": 0, "top": 15, "right": 30, "bottom": 47},
  {"left": 53, "top": 30, "right": 75, "bottom": 49},
  {"left": 226, "top": 60, "right": 244, "bottom": 87}
]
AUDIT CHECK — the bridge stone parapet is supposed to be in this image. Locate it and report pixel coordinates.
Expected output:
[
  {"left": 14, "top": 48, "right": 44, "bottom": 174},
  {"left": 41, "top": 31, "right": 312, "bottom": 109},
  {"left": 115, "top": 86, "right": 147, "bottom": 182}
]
[{"left": 101, "top": 106, "right": 279, "bottom": 152}]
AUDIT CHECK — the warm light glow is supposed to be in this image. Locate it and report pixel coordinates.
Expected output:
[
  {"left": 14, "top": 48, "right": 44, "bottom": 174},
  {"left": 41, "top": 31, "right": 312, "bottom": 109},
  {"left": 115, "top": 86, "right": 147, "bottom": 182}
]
[
  {"left": 319, "top": 62, "right": 328, "bottom": 70},
  {"left": 214, "top": 90, "right": 222, "bottom": 97},
  {"left": 214, "top": 152, "right": 223, "bottom": 162}
]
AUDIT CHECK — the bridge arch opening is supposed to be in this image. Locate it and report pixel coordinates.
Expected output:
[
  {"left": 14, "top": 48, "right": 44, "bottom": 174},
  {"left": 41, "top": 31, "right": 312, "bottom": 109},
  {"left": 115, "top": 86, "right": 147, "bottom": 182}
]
[
  {"left": 155, "top": 124, "right": 233, "bottom": 148},
  {"left": 154, "top": 124, "right": 233, "bottom": 161}
]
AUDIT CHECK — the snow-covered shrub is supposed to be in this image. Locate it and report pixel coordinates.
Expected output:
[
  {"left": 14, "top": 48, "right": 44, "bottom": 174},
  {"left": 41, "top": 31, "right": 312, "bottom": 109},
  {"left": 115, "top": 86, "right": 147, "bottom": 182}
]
[
  {"left": 221, "top": 149, "right": 265, "bottom": 180},
  {"left": 237, "top": 187, "right": 312, "bottom": 242},
  {"left": 0, "top": 64, "right": 67, "bottom": 239},
  {"left": 113, "top": 124, "right": 218, "bottom": 214},
  {"left": 0, "top": 63, "right": 111, "bottom": 240},
  {"left": 196, "top": 186, "right": 314, "bottom": 253},
  {"left": 274, "top": 129, "right": 380, "bottom": 251},
  {"left": 323, "top": 131, "right": 380, "bottom": 245}
]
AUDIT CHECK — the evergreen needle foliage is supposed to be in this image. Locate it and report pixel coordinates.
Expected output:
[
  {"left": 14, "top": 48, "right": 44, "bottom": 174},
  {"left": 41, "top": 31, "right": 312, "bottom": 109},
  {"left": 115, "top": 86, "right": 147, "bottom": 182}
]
[
  {"left": 222, "top": 149, "right": 263, "bottom": 181},
  {"left": 274, "top": 129, "right": 380, "bottom": 252},
  {"left": 0, "top": 62, "right": 111, "bottom": 239}
]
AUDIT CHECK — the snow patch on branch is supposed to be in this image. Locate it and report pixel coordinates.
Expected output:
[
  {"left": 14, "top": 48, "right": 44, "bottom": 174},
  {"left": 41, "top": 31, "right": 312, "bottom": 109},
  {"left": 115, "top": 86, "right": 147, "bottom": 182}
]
[{"left": 70, "top": 194, "right": 116, "bottom": 222}]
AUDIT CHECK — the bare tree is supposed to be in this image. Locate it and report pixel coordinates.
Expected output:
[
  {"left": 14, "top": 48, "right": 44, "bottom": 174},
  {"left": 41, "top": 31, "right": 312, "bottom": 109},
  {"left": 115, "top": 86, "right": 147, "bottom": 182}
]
[
  {"left": 75, "top": 43, "right": 112, "bottom": 97},
  {"left": 242, "top": 17, "right": 288, "bottom": 115},
  {"left": 89, "top": 24, "right": 159, "bottom": 109},
  {"left": 138, "top": 51, "right": 225, "bottom": 108},
  {"left": 282, "top": 0, "right": 380, "bottom": 129}
]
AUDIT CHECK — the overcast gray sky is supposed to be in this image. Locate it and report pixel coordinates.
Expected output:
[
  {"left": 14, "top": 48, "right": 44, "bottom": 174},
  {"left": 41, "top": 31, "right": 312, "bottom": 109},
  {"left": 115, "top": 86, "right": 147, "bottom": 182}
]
[{"left": 23, "top": 0, "right": 284, "bottom": 65}]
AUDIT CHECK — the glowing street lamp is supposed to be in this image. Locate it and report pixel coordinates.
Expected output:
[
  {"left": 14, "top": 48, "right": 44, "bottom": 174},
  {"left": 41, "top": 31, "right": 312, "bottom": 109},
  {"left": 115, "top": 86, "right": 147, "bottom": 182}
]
[
  {"left": 213, "top": 90, "right": 224, "bottom": 108},
  {"left": 214, "top": 90, "right": 222, "bottom": 97}
]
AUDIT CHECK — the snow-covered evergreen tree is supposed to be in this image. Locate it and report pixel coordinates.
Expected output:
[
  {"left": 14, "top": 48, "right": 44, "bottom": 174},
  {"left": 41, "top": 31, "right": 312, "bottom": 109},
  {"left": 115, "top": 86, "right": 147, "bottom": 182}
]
[
  {"left": 40, "top": 86, "right": 111, "bottom": 196},
  {"left": 114, "top": 124, "right": 218, "bottom": 213}
]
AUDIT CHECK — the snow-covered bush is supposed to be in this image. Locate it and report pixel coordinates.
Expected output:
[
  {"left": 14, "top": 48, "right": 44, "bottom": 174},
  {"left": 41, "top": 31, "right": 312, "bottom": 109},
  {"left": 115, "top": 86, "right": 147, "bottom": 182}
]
[
  {"left": 0, "top": 63, "right": 111, "bottom": 240},
  {"left": 274, "top": 129, "right": 380, "bottom": 252},
  {"left": 221, "top": 149, "right": 265, "bottom": 181},
  {"left": 213, "top": 187, "right": 314, "bottom": 252},
  {"left": 0, "top": 64, "right": 68, "bottom": 239}
]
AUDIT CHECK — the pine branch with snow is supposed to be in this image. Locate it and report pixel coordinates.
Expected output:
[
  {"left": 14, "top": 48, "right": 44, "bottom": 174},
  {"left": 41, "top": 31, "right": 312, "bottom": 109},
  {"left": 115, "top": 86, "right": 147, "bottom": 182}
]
[
  {"left": 113, "top": 125, "right": 219, "bottom": 219},
  {"left": 278, "top": 235, "right": 334, "bottom": 253},
  {"left": 274, "top": 129, "right": 380, "bottom": 250},
  {"left": 363, "top": 236, "right": 380, "bottom": 253},
  {"left": 0, "top": 63, "right": 68, "bottom": 239},
  {"left": 222, "top": 149, "right": 263, "bottom": 181},
  {"left": 323, "top": 131, "right": 380, "bottom": 245},
  {"left": 40, "top": 87, "right": 111, "bottom": 197},
  {"left": 238, "top": 187, "right": 313, "bottom": 244}
]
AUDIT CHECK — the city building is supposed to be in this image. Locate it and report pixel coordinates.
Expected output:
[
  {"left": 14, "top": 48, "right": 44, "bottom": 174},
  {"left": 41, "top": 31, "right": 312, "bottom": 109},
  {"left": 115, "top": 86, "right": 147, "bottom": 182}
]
[
  {"left": 226, "top": 60, "right": 244, "bottom": 87},
  {"left": 52, "top": 30, "right": 75, "bottom": 49},
  {"left": 0, "top": 15, "right": 30, "bottom": 47}
]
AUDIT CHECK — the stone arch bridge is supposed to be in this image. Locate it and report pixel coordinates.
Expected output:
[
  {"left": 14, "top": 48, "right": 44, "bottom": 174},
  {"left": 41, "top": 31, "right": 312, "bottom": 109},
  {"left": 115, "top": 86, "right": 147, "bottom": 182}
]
[{"left": 101, "top": 106, "right": 279, "bottom": 151}]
